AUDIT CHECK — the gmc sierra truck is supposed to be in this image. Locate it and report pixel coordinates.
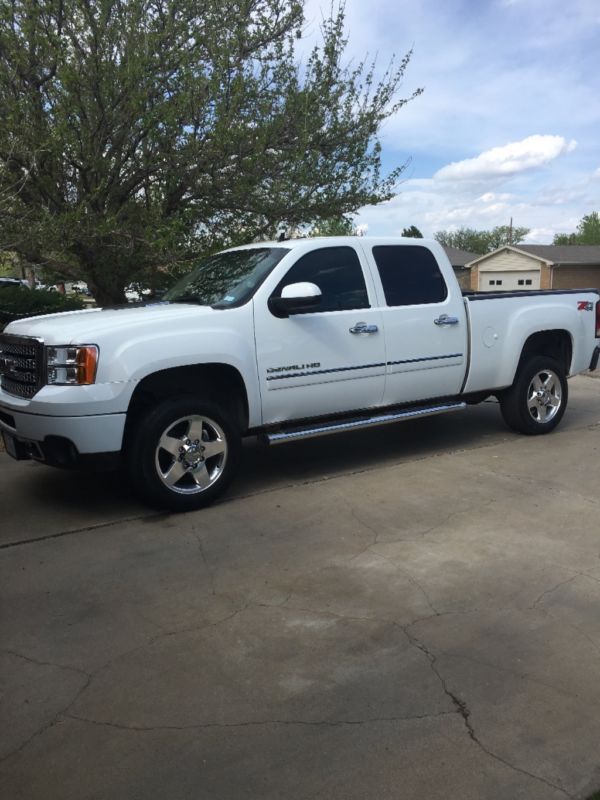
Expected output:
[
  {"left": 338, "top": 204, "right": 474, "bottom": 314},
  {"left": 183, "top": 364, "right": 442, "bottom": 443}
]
[{"left": 1, "top": 237, "right": 599, "bottom": 511}]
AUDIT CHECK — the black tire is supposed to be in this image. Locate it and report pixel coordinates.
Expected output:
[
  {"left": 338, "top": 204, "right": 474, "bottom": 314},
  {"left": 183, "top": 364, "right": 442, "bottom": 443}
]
[
  {"left": 126, "top": 395, "right": 241, "bottom": 511},
  {"left": 499, "top": 356, "right": 568, "bottom": 435}
]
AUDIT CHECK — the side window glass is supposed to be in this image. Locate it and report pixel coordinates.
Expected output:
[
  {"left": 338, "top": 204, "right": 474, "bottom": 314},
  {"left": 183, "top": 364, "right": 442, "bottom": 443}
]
[
  {"left": 273, "top": 246, "right": 369, "bottom": 313},
  {"left": 372, "top": 246, "right": 448, "bottom": 306}
]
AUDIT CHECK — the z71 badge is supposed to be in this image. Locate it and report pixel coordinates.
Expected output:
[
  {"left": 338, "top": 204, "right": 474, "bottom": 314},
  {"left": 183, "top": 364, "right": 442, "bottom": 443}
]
[{"left": 578, "top": 301, "right": 594, "bottom": 311}]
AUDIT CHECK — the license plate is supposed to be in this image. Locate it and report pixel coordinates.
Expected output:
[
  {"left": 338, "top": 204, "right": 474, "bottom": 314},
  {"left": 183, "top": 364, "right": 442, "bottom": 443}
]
[{"left": 2, "top": 431, "right": 18, "bottom": 459}]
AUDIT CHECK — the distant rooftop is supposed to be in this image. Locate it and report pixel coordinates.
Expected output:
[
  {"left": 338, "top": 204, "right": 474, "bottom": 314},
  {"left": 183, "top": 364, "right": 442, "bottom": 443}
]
[
  {"left": 516, "top": 245, "right": 600, "bottom": 265},
  {"left": 442, "top": 246, "right": 480, "bottom": 267}
]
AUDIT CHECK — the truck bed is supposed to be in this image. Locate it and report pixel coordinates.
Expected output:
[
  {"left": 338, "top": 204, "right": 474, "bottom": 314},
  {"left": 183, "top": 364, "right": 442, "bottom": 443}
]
[{"left": 463, "top": 288, "right": 600, "bottom": 300}]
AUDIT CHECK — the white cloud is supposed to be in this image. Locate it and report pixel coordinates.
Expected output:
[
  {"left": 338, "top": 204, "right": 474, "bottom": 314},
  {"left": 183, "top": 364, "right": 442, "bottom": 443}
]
[
  {"left": 479, "top": 192, "right": 513, "bottom": 203},
  {"left": 302, "top": 1, "right": 600, "bottom": 244},
  {"left": 434, "top": 136, "right": 577, "bottom": 182},
  {"left": 354, "top": 153, "right": 599, "bottom": 243},
  {"left": 523, "top": 227, "right": 559, "bottom": 243}
]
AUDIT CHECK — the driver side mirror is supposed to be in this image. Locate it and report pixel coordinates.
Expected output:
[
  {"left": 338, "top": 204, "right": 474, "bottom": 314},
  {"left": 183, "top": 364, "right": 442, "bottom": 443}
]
[{"left": 268, "top": 282, "right": 322, "bottom": 318}]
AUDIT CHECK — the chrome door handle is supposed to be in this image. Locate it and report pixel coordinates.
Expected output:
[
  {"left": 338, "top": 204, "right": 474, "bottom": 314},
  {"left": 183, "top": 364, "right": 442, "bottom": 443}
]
[
  {"left": 349, "top": 322, "right": 379, "bottom": 335},
  {"left": 434, "top": 314, "right": 459, "bottom": 326}
]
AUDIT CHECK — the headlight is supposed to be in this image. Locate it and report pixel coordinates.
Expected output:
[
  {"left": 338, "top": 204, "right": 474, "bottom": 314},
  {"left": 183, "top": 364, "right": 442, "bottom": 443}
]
[{"left": 46, "top": 345, "right": 98, "bottom": 385}]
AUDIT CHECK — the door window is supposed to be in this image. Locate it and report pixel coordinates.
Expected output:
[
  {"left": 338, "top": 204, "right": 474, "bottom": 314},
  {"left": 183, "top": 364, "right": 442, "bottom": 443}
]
[
  {"left": 272, "top": 246, "right": 369, "bottom": 314},
  {"left": 372, "top": 246, "right": 448, "bottom": 306}
]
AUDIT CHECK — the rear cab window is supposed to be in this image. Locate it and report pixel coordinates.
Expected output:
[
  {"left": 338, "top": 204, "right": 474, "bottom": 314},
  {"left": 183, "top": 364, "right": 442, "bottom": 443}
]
[{"left": 371, "top": 245, "right": 448, "bottom": 306}]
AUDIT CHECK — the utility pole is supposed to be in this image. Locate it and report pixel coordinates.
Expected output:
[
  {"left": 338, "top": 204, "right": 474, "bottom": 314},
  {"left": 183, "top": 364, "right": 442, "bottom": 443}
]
[{"left": 509, "top": 217, "right": 513, "bottom": 246}]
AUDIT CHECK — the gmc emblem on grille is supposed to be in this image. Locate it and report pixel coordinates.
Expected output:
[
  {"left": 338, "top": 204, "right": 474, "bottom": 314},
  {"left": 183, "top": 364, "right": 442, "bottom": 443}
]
[{"left": 0, "top": 355, "right": 17, "bottom": 375}]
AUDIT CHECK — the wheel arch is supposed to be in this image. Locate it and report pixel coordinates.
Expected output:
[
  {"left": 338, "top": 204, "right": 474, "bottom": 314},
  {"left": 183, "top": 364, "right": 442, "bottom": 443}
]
[
  {"left": 124, "top": 363, "right": 249, "bottom": 442},
  {"left": 513, "top": 329, "right": 573, "bottom": 382}
]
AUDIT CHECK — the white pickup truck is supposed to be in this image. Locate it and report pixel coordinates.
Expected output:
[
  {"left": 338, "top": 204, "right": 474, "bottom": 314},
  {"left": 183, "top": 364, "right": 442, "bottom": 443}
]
[{"left": 1, "top": 237, "right": 599, "bottom": 510}]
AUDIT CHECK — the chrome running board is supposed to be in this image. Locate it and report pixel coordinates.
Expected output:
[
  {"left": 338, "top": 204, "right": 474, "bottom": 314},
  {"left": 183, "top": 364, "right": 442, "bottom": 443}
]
[{"left": 263, "top": 401, "right": 466, "bottom": 446}]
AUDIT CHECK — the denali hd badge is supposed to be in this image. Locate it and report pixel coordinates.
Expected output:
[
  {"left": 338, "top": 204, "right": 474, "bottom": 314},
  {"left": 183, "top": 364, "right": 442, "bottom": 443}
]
[{"left": 267, "top": 362, "right": 321, "bottom": 374}]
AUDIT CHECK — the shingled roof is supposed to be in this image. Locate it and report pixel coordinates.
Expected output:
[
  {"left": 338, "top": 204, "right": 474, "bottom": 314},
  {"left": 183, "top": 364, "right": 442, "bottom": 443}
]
[
  {"left": 442, "top": 246, "right": 480, "bottom": 267},
  {"left": 515, "top": 245, "right": 600, "bottom": 265}
]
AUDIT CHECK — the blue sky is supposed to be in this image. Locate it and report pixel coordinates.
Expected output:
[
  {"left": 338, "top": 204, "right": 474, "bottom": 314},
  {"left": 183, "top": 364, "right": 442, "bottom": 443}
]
[{"left": 302, "top": 0, "right": 600, "bottom": 242}]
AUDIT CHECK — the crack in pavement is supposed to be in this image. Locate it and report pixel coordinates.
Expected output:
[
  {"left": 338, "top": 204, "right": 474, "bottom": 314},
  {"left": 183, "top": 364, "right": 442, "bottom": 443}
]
[
  {"left": 0, "top": 513, "right": 160, "bottom": 550},
  {"left": 192, "top": 528, "right": 217, "bottom": 597},
  {"left": 62, "top": 710, "right": 457, "bottom": 733},
  {"left": 0, "top": 649, "right": 92, "bottom": 680},
  {"left": 230, "top": 597, "right": 581, "bottom": 798},
  {"left": 399, "top": 621, "right": 574, "bottom": 798},
  {"left": 367, "top": 550, "right": 440, "bottom": 616},
  {"left": 531, "top": 574, "right": 580, "bottom": 609},
  {"left": 477, "top": 467, "right": 600, "bottom": 511},
  {"left": 439, "top": 652, "right": 583, "bottom": 701},
  {"left": 342, "top": 496, "right": 521, "bottom": 618},
  {"left": 0, "top": 664, "right": 92, "bottom": 767},
  {"left": 532, "top": 570, "right": 600, "bottom": 605},
  {"left": 537, "top": 607, "right": 600, "bottom": 655},
  {"left": 530, "top": 573, "right": 600, "bottom": 653},
  {"left": 348, "top": 493, "right": 516, "bottom": 558},
  {"left": 0, "top": 597, "right": 586, "bottom": 797},
  {"left": 0, "top": 605, "right": 249, "bottom": 767}
]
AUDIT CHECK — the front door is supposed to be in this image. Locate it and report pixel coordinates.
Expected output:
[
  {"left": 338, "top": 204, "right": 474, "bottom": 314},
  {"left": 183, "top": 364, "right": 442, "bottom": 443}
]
[{"left": 254, "top": 245, "right": 386, "bottom": 424}]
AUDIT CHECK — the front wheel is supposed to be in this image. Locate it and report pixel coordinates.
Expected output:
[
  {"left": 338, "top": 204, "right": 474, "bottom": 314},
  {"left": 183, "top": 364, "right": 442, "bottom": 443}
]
[
  {"left": 126, "top": 396, "right": 241, "bottom": 511},
  {"left": 499, "top": 356, "right": 568, "bottom": 435}
]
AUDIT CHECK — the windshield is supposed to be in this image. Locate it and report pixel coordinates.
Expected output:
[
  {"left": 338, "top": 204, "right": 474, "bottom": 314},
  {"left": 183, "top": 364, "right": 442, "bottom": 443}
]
[{"left": 164, "top": 247, "right": 288, "bottom": 308}]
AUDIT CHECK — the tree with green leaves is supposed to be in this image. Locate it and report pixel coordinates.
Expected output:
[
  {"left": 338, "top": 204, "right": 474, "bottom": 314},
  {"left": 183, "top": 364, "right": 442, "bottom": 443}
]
[
  {"left": 486, "top": 225, "right": 530, "bottom": 251},
  {"left": 434, "top": 225, "right": 530, "bottom": 255},
  {"left": 307, "top": 215, "right": 357, "bottom": 237},
  {"left": 0, "top": 0, "right": 421, "bottom": 304},
  {"left": 401, "top": 225, "right": 423, "bottom": 238},
  {"left": 554, "top": 212, "right": 600, "bottom": 245}
]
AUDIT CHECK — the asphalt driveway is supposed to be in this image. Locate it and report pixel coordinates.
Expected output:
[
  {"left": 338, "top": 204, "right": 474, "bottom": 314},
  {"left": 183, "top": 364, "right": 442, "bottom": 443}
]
[{"left": 1, "top": 376, "right": 600, "bottom": 799}]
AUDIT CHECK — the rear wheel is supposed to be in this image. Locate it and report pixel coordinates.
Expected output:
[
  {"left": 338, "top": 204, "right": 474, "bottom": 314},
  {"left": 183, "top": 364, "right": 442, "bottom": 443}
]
[
  {"left": 499, "top": 356, "right": 567, "bottom": 435},
  {"left": 127, "top": 396, "right": 241, "bottom": 511}
]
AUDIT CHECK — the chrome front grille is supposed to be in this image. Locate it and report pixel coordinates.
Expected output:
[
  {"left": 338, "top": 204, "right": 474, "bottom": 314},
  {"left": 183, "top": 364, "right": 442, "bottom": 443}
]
[{"left": 0, "top": 334, "right": 45, "bottom": 398}]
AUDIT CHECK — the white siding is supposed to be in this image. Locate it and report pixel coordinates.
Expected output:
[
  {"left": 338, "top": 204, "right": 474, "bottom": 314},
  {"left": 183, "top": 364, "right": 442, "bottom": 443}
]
[{"left": 478, "top": 250, "right": 543, "bottom": 272}]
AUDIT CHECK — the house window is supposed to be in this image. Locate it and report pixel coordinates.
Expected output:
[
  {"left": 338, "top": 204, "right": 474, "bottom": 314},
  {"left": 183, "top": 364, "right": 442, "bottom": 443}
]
[
  {"left": 489, "top": 279, "right": 496, "bottom": 285},
  {"left": 525, "top": 279, "right": 532, "bottom": 285},
  {"left": 518, "top": 279, "right": 524, "bottom": 286},
  {"left": 496, "top": 280, "right": 503, "bottom": 285}
]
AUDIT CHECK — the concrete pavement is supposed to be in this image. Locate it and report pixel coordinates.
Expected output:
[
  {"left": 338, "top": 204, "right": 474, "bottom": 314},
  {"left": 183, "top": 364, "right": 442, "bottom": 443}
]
[{"left": 1, "top": 376, "right": 600, "bottom": 799}]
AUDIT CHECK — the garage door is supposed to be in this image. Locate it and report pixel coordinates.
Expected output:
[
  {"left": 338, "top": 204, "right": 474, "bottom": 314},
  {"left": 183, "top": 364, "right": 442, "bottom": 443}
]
[{"left": 479, "top": 270, "right": 540, "bottom": 291}]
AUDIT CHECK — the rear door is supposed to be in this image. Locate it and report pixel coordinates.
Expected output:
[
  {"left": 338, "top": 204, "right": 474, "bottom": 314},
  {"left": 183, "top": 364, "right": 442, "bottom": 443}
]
[
  {"left": 254, "top": 245, "right": 386, "bottom": 423},
  {"left": 364, "top": 244, "right": 468, "bottom": 405}
]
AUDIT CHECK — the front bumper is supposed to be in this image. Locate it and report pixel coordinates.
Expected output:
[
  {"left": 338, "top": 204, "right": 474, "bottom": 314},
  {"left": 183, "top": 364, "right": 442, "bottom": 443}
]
[{"left": 0, "top": 403, "right": 126, "bottom": 467}]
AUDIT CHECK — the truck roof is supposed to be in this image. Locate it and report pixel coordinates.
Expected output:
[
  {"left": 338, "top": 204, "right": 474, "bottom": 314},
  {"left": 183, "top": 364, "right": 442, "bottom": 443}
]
[{"left": 228, "top": 236, "right": 439, "bottom": 250}]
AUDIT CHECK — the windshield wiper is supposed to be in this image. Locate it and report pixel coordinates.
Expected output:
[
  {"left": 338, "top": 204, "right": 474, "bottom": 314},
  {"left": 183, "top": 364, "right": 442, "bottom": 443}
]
[{"left": 169, "top": 295, "right": 207, "bottom": 305}]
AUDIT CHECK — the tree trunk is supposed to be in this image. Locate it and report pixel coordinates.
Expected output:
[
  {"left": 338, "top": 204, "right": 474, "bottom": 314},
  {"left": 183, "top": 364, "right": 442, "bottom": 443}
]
[{"left": 85, "top": 275, "right": 127, "bottom": 307}]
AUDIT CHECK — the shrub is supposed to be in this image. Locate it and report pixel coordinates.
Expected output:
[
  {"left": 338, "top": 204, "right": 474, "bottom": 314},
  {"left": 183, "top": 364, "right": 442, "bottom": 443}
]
[{"left": 0, "top": 287, "right": 85, "bottom": 330}]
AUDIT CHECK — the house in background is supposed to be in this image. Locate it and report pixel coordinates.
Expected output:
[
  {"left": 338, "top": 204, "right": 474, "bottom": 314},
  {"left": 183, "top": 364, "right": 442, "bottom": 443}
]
[
  {"left": 441, "top": 246, "right": 480, "bottom": 291},
  {"left": 466, "top": 245, "right": 600, "bottom": 292}
]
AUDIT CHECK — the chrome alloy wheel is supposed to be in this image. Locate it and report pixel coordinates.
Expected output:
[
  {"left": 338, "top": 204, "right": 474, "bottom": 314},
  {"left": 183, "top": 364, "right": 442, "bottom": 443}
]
[
  {"left": 154, "top": 415, "right": 228, "bottom": 495},
  {"left": 526, "top": 369, "right": 562, "bottom": 424}
]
